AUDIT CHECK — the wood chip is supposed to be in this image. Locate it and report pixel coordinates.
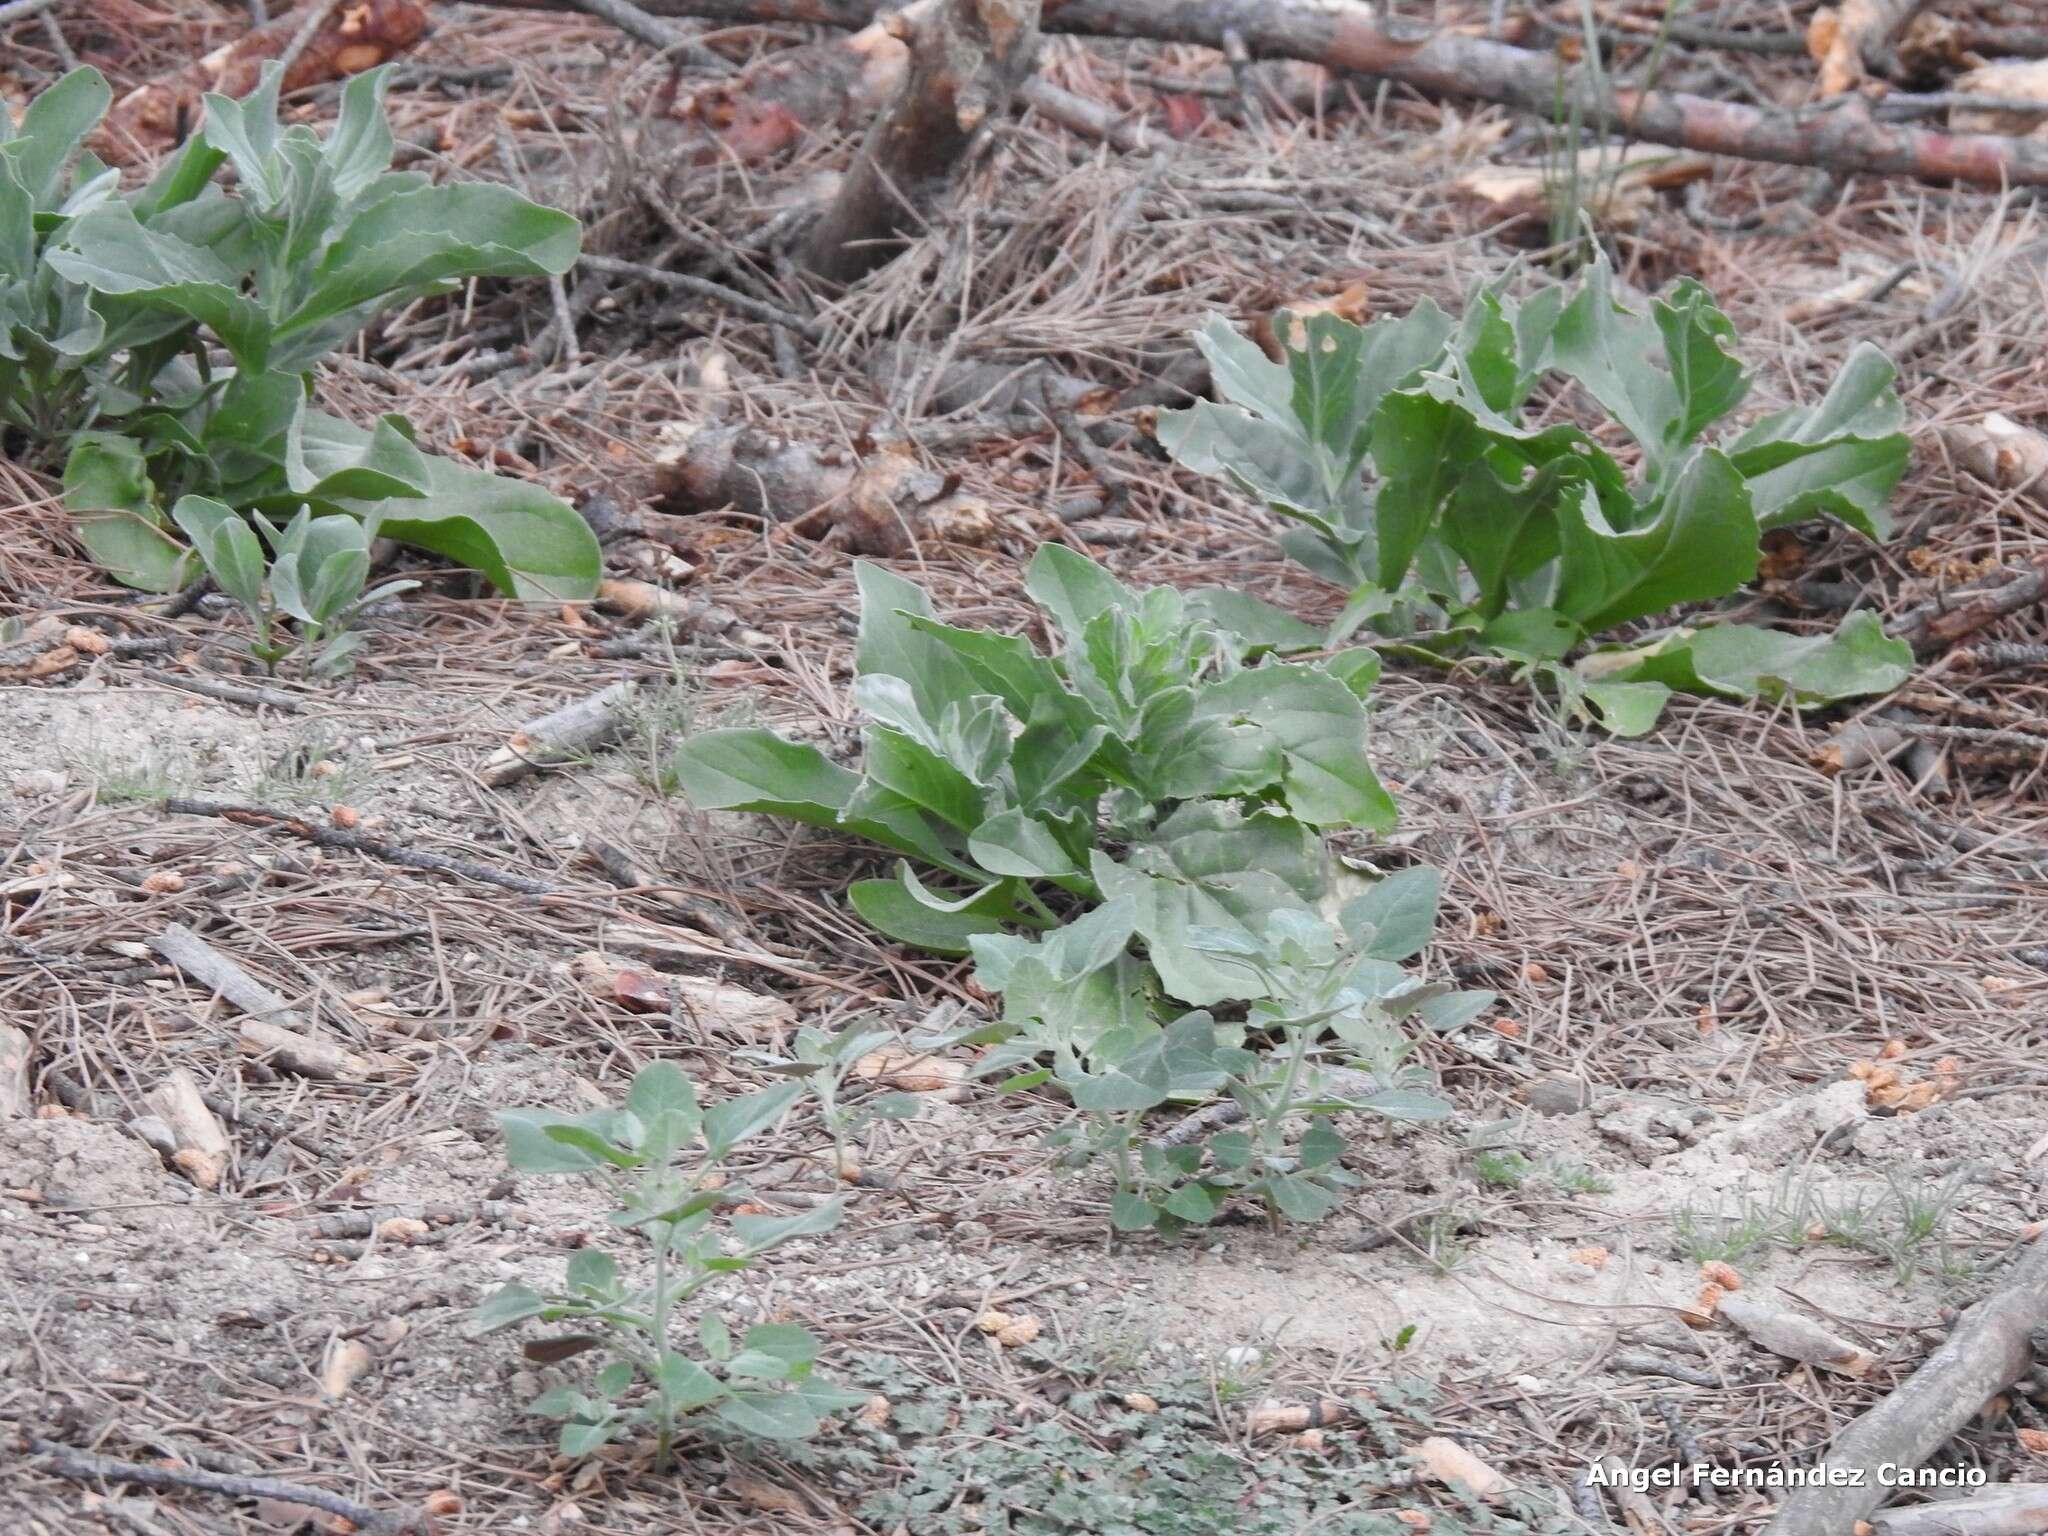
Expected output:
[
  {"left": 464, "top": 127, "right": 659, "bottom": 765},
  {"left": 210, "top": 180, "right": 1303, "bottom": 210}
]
[
  {"left": 1412, "top": 1436, "right": 1507, "bottom": 1500},
  {"left": 1717, "top": 1293, "right": 1877, "bottom": 1376}
]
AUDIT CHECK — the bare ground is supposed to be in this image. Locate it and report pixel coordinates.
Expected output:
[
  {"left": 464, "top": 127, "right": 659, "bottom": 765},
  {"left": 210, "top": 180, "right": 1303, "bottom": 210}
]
[{"left": 4, "top": 2, "right": 2048, "bottom": 1533}]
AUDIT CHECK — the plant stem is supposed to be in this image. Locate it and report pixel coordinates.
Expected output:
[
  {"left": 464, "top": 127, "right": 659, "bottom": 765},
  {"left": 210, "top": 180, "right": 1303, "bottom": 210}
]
[{"left": 649, "top": 1217, "right": 676, "bottom": 1472}]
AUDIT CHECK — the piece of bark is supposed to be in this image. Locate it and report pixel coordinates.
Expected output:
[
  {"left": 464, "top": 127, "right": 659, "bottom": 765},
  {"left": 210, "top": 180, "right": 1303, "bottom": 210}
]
[
  {"left": 1413, "top": 1436, "right": 1508, "bottom": 1501},
  {"left": 480, "top": 681, "right": 638, "bottom": 787},
  {"left": 571, "top": 949, "right": 797, "bottom": 1034},
  {"left": 1813, "top": 722, "right": 1915, "bottom": 775},
  {"left": 0, "top": 1025, "right": 31, "bottom": 1118},
  {"left": 486, "top": 0, "right": 2048, "bottom": 189},
  {"left": 800, "top": 0, "right": 1043, "bottom": 285},
  {"left": 1247, "top": 1398, "right": 1354, "bottom": 1437},
  {"left": 1718, "top": 1293, "right": 1878, "bottom": 1377},
  {"left": 1874, "top": 1485, "right": 2048, "bottom": 1535},
  {"left": 97, "top": 0, "right": 428, "bottom": 162},
  {"left": 1809, "top": 0, "right": 1931, "bottom": 96},
  {"left": 1943, "top": 414, "right": 2048, "bottom": 502},
  {"left": 649, "top": 424, "right": 996, "bottom": 554},
  {"left": 1765, "top": 1234, "right": 2048, "bottom": 1536},
  {"left": 238, "top": 1019, "right": 374, "bottom": 1083},
  {"left": 143, "top": 1068, "right": 233, "bottom": 1190}
]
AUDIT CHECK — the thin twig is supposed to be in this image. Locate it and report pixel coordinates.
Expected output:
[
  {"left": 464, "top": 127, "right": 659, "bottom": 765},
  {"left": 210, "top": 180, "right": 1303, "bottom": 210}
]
[
  {"left": 162, "top": 797, "right": 557, "bottom": 895},
  {"left": 579, "top": 253, "right": 824, "bottom": 339},
  {"left": 136, "top": 666, "right": 306, "bottom": 713},
  {"left": 26, "top": 1437, "right": 424, "bottom": 1536}
]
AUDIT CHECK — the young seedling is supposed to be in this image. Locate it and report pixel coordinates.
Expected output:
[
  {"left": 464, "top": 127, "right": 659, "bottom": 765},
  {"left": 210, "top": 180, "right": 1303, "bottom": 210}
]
[
  {"left": 473, "top": 1063, "right": 865, "bottom": 1467},
  {"left": 740, "top": 1021, "right": 923, "bottom": 1182},
  {"left": 172, "top": 497, "right": 415, "bottom": 677}
]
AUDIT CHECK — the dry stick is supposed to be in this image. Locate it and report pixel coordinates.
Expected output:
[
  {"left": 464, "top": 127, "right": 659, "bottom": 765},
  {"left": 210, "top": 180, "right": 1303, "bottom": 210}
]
[
  {"left": 489, "top": 0, "right": 2048, "bottom": 189},
  {"left": 799, "top": 0, "right": 1045, "bottom": 286},
  {"left": 1895, "top": 551, "right": 2048, "bottom": 659},
  {"left": 479, "top": 680, "right": 638, "bottom": 787},
  {"left": 578, "top": 253, "right": 823, "bottom": 339},
  {"left": 1018, "top": 75, "right": 1157, "bottom": 152},
  {"left": 25, "top": 1437, "right": 423, "bottom": 1536},
  {"left": 161, "top": 796, "right": 555, "bottom": 896},
  {"left": 1874, "top": 1486, "right": 2048, "bottom": 1536},
  {"left": 0, "top": 0, "right": 58, "bottom": 21},
  {"left": 1762, "top": 1236, "right": 2048, "bottom": 1536},
  {"left": 151, "top": 924, "right": 373, "bottom": 1081},
  {"left": 136, "top": 666, "right": 306, "bottom": 713}
]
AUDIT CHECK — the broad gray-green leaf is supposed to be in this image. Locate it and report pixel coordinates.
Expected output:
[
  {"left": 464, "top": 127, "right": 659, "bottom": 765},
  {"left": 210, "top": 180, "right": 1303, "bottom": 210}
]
[
  {"left": 7, "top": 67, "right": 112, "bottom": 209},
  {"left": 855, "top": 562, "right": 976, "bottom": 722},
  {"left": 1553, "top": 447, "right": 1759, "bottom": 632},
  {"left": 1024, "top": 543, "right": 1138, "bottom": 652},
  {"left": 1580, "top": 678, "right": 1671, "bottom": 736},
  {"left": 273, "top": 184, "right": 579, "bottom": 366},
  {"left": 1185, "top": 587, "right": 1323, "bottom": 651},
  {"left": 297, "top": 413, "right": 597, "bottom": 600},
  {"left": 1550, "top": 257, "right": 1746, "bottom": 476},
  {"left": 667, "top": 728, "right": 972, "bottom": 877},
  {"left": 1724, "top": 343, "right": 1907, "bottom": 539},
  {"left": 1096, "top": 803, "right": 1326, "bottom": 1007},
  {"left": 848, "top": 875, "right": 1014, "bottom": 954},
  {"left": 969, "top": 808, "right": 1084, "bottom": 880},
  {"left": 1580, "top": 612, "right": 1909, "bottom": 707},
  {"left": 1336, "top": 867, "right": 1440, "bottom": 961},
  {"left": 324, "top": 67, "right": 397, "bottom": 203},
  {"left": 169, "top": 495, "right": 264, "bottom": 611},
  {"left": 61, "top": 433, "right": 193, "bottom": 591},
  {"left": 46, "top": 203, "right": 271, "bottom": 368},
  {"left": 1181, "top": 666, "right": 1395, "bottom": 831}
]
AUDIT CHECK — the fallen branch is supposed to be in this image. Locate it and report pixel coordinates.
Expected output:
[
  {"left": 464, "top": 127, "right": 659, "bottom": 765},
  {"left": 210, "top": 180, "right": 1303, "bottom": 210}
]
[
  {"left": 482, "top": 0, "right": 2048, "bottom": 188},
  {"left": 25, "top": 1436, "right": 423, "bottom": 1536},
  {"left": 136, "top": 666, "right": 307, "bottom": 714},
  {"left": 577, "top": 253, "right": 824, "bottom": 339},
  {"left": 150, "top": 923, "right": 374, "bottom": 1082},
  {"left": 1895, "top": 552, "right": 2048, "bottom": 659},
  {"left": 1763, "top": 1234, "right": 2048, "bottom": 1536},
  {"left": 801, "top": 0, "right": 1043, "bottom": 284},
  {"left": 162, "top": 796, "right": 554, "bottom": 895},
  {"left": 480, "top": 681, "right": 638, "bottom": 787},
  {"left": 1874, "top": 1485, "right": 2048, "bottom": 1535}
]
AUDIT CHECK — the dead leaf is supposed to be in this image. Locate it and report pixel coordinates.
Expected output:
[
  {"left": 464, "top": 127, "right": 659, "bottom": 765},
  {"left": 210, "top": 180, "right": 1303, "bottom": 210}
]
[{"left": 854, "top": 1047, "right": 967, "bottom": 1098}]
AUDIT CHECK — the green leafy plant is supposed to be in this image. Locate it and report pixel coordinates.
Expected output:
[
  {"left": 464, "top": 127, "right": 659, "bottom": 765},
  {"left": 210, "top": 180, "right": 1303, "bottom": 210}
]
[
  {"left": 671, "top": 542, "right": 1391, "bottom": 985},
  {"left": 741, "top": 1020, "right": 924, "bottom": 1181},
  {"left": 1157, "top": 255, "right": 1913, "bottom": 733},
  {"left": 1003, "top": 882, "right": 1491, "bottom": 1235},
  {"left": 172, "top": 495, "right": 414, "bottom": 675},
  {"left": 473, "top": 1063, "right": 865, "bottom": 1466},
  {"left": 1, "top": 65, "right": 598, "bottom": 600},
  {"left": 670, "top": 547, "right": 1482, "bottom": 1234}
]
